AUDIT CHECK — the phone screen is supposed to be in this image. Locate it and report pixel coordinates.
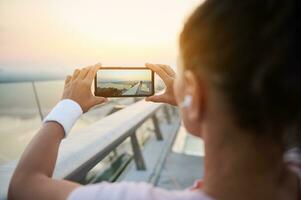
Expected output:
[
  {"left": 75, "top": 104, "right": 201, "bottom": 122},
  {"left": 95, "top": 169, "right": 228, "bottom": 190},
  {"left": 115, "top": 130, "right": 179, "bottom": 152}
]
[{"left": 94, "top": 67, "right": 154, "bottom": 97}]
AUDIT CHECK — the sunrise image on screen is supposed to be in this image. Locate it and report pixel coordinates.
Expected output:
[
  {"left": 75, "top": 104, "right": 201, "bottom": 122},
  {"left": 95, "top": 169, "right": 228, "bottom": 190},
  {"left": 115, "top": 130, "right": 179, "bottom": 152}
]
[{"left": 96, "top": 69, "right": 153, "bottom": 97}]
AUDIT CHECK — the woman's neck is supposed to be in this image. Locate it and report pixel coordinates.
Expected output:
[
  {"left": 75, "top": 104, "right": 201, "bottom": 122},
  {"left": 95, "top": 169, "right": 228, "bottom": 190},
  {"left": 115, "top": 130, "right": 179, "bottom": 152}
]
[
  {"left": 196, "top": 87, "right": 299, "bottom": 199},
  {"left": 201, "top": 125, "right": 298, "bottom": 200}
]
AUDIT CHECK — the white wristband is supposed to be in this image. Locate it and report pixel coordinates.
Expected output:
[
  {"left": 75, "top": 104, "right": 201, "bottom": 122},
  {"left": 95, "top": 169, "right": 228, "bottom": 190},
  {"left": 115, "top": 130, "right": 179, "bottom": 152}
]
[{"left": 44, "top": 99, "right": 83, "bottom": 137}]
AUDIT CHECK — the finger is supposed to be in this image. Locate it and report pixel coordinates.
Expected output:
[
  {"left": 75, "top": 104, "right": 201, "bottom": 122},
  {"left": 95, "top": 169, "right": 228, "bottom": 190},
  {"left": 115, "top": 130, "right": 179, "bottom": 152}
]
[
  {"left": 145, "top": 94, "right": 167, "bottom": 103},
  {"left": 159, "top": 64, "right": 176, "bottom": 77},
  {"left": 78, "top": 67, "right": 90, "bottom": 79},
  {"left": 146, "top": 63, "right": 174, "bottom": 77},
  {"left": 145, "top": 63, "right": 171, "bottom": 84},
  {"left": 94, "top": 62, "right": 102, "bottom": 67},
  {"left": 85, "top": 65, "right": 101, "bottom": 81},
  {"left": 65, "top": 75, "right": 72, "bottom": 84},
  {"left": 92, "top": 96, "right": 108, "bottom": 106},
  {"left": 72, "top": 69, "right": 80, "bottom": 80}
]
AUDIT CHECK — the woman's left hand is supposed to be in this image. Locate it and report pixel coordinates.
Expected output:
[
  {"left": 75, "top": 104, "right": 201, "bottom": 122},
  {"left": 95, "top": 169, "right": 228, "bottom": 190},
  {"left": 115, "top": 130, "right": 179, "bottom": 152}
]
[{"left": 62, "top": 65, "right": 108, "bottom": 113}]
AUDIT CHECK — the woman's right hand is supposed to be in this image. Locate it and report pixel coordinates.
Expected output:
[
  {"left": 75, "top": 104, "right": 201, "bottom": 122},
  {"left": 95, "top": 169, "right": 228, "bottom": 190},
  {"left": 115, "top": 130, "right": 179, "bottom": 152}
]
[{"left": 145, "top": 63, "right": 177, "bottom": 106}]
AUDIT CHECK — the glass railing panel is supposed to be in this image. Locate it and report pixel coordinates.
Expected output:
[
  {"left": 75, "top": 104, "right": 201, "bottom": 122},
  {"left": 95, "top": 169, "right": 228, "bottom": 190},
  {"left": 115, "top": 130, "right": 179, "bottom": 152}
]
[
  {"left": 0, "top": 82, "right": 41, "bottom": 165},
  {"left": 34, "top": 80, "right": 64, "bottom": 118},
  {"left": 0, "top": 79, "right": 148, "bottom": 182}
]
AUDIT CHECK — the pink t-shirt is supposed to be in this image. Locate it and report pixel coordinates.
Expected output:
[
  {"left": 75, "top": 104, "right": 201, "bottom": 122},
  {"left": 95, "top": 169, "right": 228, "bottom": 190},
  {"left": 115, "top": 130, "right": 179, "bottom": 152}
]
[{"left": 68, "top": 148, "right": 301, "bottom": 200}]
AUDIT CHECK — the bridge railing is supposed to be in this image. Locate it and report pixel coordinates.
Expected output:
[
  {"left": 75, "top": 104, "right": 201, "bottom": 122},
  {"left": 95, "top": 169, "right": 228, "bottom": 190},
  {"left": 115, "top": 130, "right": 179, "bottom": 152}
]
[{"left": 0, "top": 100, "right": 180, "bottom": 199}]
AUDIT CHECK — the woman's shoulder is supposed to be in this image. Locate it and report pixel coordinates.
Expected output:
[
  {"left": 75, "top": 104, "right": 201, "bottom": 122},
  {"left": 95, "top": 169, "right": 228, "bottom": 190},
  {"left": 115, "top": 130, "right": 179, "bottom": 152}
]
[{"left": 67, "top": 181, "right": 213, "bottom": 200}]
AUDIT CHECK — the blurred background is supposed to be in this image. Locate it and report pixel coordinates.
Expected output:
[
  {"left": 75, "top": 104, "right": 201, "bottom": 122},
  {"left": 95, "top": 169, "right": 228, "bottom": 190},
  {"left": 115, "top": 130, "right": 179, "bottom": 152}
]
[
  {"left": 0, "top": 0, "right": 201, "bottom": 75},
  {"left": 0, "top": 0, "right": 202, "bottom": 182}
]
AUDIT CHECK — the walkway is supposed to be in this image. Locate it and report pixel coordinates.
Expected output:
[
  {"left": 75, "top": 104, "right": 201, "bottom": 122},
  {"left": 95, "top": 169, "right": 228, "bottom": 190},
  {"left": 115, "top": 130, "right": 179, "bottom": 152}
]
[
  {"left": 157, "top": 153, "right": 204, "bottom": 190},
  {"left": 122, "top": 82, "right": 142, "bottom": 95}
]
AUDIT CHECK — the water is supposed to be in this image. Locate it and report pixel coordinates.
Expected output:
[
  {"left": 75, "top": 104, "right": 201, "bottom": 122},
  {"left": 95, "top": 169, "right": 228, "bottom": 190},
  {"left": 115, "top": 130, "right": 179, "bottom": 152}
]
[{"left": 100, "top": 82, "right": 132, "bottom": 90}]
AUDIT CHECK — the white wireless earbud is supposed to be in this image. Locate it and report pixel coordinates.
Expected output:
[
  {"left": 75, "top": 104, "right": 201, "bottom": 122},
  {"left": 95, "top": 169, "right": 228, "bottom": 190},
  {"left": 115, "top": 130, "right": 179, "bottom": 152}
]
[{"left": 180, "top": 95, "right": 192, "bottom": 108}]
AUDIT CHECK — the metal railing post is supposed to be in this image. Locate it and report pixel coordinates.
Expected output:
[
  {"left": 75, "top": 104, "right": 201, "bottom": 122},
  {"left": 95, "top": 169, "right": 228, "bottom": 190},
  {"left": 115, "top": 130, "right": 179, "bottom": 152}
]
[
  {"left": 152, "top": 114, "right": 163, "bottom": 140},
  {"left": 32, "top": 81, "right": 44, "bottom": 121},
  {"left": 171, "top": 106, "right": 177, "bottom": 116},
  {"left": 130, "top": 132, "right": 146, "bottom": 170},
  {"left": 163, "top": 106, "right": 171, "bottom": 124},
  {"left": 133, "top": 97, "right": 140, "bottom": 102},
  {"left": 108, "top": 104, "right": 126, "bottom": 115}
]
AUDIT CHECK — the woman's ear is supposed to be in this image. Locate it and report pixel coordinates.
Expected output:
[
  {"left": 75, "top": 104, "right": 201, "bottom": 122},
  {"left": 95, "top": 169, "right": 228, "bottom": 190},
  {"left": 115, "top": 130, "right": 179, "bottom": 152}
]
[{"left": 182, "top": 70, "right": 205, "bottom": 131}]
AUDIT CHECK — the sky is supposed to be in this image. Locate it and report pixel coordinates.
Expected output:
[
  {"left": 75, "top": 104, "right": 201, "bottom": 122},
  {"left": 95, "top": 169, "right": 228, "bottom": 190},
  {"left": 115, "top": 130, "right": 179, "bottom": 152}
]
[
  {"left": 97, "top": 69, "right": 151, "bottom": 82},
  {"left": 0, "top": 0, "right": 202, "bottom": 76}
]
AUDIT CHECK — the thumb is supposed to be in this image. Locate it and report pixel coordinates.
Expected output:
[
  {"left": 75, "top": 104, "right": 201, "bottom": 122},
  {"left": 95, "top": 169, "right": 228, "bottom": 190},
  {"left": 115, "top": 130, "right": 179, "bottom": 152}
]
[
  {"left": 92, "top": 96, "right": 108, "bottom": 106},
  {"left": 145, "top": 94, "right": 166, "bottom": 103}
]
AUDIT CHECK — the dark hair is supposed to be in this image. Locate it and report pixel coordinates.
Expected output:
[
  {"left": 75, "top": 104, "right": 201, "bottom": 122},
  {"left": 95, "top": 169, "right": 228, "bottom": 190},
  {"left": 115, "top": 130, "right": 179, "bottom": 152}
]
[{"left": 180, "top": 0, "right": 299, "bottom": 139}]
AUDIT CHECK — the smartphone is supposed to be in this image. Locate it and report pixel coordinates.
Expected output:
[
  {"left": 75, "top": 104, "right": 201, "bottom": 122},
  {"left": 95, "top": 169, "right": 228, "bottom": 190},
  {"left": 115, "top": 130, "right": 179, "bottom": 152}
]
[{"left": 94, "top": 67, "right": 154, "bottom": 97}]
